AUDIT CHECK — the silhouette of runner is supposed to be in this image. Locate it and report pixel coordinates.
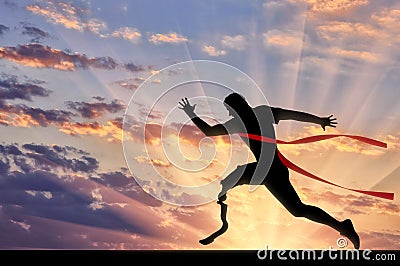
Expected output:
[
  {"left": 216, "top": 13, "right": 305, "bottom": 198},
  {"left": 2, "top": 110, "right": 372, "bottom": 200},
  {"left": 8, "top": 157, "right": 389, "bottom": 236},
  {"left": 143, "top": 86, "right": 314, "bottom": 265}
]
[{"left": 178, "top": 93, "right": 360, "bottom": 249}]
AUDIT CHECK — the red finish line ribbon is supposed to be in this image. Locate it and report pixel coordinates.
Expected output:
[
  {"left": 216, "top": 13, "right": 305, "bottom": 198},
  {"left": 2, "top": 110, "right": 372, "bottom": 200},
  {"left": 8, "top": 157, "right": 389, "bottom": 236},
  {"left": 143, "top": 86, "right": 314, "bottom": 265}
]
[{"left": 237, "top": 133, "right": 394, "bottom": 200}]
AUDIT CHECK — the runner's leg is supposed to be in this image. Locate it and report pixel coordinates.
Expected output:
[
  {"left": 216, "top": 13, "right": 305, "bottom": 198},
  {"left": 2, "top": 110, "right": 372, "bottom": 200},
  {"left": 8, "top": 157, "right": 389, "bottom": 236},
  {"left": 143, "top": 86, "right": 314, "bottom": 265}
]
[
  {"left": 265, "top": 166, "right": 360, "bottom": 249},
  {"left": 200, "top": 163, "right": 257, "bottom": 245}
]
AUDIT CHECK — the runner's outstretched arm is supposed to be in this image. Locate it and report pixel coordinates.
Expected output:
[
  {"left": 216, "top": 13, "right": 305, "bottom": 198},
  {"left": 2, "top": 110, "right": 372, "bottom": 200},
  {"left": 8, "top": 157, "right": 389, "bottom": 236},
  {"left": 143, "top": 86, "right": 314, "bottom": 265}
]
[
  {"left": 178, "top": 97, "right": 228, "bottom": 136},
  {"left": 274, "top": 108, "right": 337, "bottom": 131}
]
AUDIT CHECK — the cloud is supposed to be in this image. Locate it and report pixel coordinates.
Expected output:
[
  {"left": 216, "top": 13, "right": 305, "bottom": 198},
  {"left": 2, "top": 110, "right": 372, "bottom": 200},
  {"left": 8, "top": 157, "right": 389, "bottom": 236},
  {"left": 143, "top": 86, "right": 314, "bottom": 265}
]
[
  {"left": 0, "top": 24, "right": 9, "bottom": 35},
  {"left": 202, "top": 35, "right": 247, "bottom": 56},
  {"left": 0, "top": 170, "right": 156, "bottom": 248},
  {"left": 384, "top": 134, "right": 400, "bottom": 151},
  {"left": 21, "top": 106, "right": 72, "bottom": 127},
  {"left": 0, "top": 143, "right": 98, "bottom": 175},
  {"left": 9, "top": 220, "right": 31, "bottom": 232},
  {"left": 111, "top": 27, "right": 141, "bottom": 42},
  {"left": 92, "top": 96, "right": 105, "bottom": 101},
  {"left": 21, "top": 23, "right": 51, "bottom": 43},
  {"left": 148, "top": 32, "right": 189, "bottom": 45},
  {"left": 274, "top": 3, "right": 400, "bottom": 70},
  {"left": 94, "top": 171, "right": 163, "bottom": 208},
  {"left": 264, "top": 29, "right": 304, "bottom": 48},
  {"left": 85, "top": 18, "right": 108, "bottom": 36},
  {"left": 329, "top": 47, "right": 379, "bottom": 62},
  {"left": 51, "top": 145, "right": 90, "bottom": 156},
  {"left": 0, "top": 143, "right": 22, "bottom": 156},
  {"left": 0, "top": 97, "right": 124, "bottom": 143},
  {"left": 317, "top": 21, "right": 380, "bottom": 42},
  {"left": 0, "top": 159, "right": 10, "bottom": 175},
  {"left": 123, "top": 118, "right": 244, "bottom": 154},
  {"left": 96, "top": 171, "right": 133, "bottom": 188},
  {"left": 22, "top": 143, "right": 99, "bottom": 173},
  {"left": 0, "top": 44, "right": 150, "bottom": 73},
  {"left": 65, "top": 99, "right": 125, "bottom": 119},
  {"left": 26, "top": 1, "right": 90, "bottom": 32},
  {"left": 221, "top": 34, "right": 248, "bottom": 51},
  {"left": 59, "top": 118, "right": 123, "bottom": 143},
  {"left": 2, "top": 0, "right": 17, "bottom": 9},
  {"left": 0, "top": 73, "right": 51, "bottom": 101},
  {"left": 0, "top": 44, "right": 120, "bottom": 71},
  {"left": 371, "top": 8, "right": 400, "bottom": 31},
  {"left": 123, "top": 63, "right": 146, "bottom": 72},
  {"left": 315, "top": 18, "right": 400, "bottom": 53},
  {"left": 25, "top": 1, "right": 146, "bottom": 45},
  {"left": 308, "top": 11, "right": 400, "bottom": 64},
  {"left": 125, "top": 121, "right": 175, "bottom": 145},
  {"left": 0, "top": 101, "right": 74, "bottom": 127},
  {"left": 134, "top": 155, "right": 171, "bottom": 168},
  {"left": 202, "top": 45, "right": 227, "bottom": 57},
  {"left": 0, "top": 141, "right": 210, "bottom": 249},
  {"left": 304, "top": 0, "right": 368, "bottom": 14},
  {"left": 359, "top": 230, "right": 400, "bottom": 250},
  {"left": 0, "top": 142, "right": 94, "bottom": 178},
  {"left": 115, "top": 77, "right": 145, "bottom": 90}
]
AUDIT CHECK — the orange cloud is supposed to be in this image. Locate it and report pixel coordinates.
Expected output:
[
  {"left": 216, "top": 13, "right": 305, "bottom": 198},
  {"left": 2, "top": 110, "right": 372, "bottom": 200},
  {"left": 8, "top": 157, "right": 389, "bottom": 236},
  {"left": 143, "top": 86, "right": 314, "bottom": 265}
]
[
  {"left": 0, "top": 112, "right": 8, "bottom": 126},
  {"left": 0, "top": 103, "right": 72, "bottom": 127},
  {"left": 59, "top": 119, "right": 123, "bottom": 143},
  {"left": 26, "top": 1, "right": 144, "bottom": 44},
  {"left": 304, "top": 0, "right": 368, "bottom": 13},
  {"left": 134, "top": 155, "right": 171, "bottom": 167},
  {"left": 0, "top": 46, "right": 75, "bottom": 71},
  {"left": 143, "top": 122, "right": 241, "bottom": 149},
  {"left": 263, "top": 30, "right": 304, "bottom": 48},
  {"left": 329, "top": 47, "right": 379, "bottom": 62},
  {"left": 85, "top": 18, "right": 108, "bottom": 36},
  {"left": 124, "top": 122, "right": 193, "bottom": 146},
  {"left": 12, "top": 114, "right": 41, "bottom": 127},
  {"left": 26, "top": 3, "right": 85, "bottom": 32},
  {"left": 0, "top": 98, "right": 127, "bottom": 143},
  {"left": 0, "top": 44, "right": 118, "bottom": 71},
  {"left": 221, "top": 35, "right": 248, "bottom": 51},
  {"left": 202, "top": 45, "right": 227, "bottom": 57},
  {"left": 148, "top": 32, "right": 189, "bottom": 45},
  {"left": 371, "top": 8, "right": 400, "bottom": 31},
  {"left": 384, "top": 134, "right": 400, "bottom": 151},
  {"left": 111, "top": 27, "right": 142, "bottom": 42},
  {"left": 317, "top": 21, "right": 380, "bottom": 41}
]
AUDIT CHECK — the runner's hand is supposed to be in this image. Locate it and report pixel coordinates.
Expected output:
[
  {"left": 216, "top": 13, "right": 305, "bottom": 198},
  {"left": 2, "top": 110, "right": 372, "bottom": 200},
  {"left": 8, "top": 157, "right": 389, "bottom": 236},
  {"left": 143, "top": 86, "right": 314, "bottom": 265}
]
[
  {"left": 178, "top": 97, "right": 196, "bottom": 118},
  {"left": 320, "top": 115, "right": 337, "bottom": 131}
]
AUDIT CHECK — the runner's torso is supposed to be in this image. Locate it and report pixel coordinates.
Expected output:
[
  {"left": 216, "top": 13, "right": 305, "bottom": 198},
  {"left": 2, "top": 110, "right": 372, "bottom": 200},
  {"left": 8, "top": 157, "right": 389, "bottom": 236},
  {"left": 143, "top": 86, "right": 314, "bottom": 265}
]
[{"left": 222, "top": 105, "right": 279, "bottom": 164}]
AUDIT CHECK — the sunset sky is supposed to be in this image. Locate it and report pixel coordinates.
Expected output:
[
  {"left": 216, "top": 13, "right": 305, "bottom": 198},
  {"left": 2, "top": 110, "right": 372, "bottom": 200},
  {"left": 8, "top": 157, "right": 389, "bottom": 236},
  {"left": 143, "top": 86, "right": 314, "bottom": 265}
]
[{"left": 0, "top": 0, "right": 400, "bottom": 250}]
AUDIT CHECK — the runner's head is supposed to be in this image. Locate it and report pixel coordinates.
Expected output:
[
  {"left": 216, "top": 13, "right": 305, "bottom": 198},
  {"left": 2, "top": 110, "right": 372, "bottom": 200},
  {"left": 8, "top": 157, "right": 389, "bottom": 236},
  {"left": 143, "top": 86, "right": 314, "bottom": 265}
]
[{"left": 223, "top": 92, "right": 249, "bottom": 118}]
